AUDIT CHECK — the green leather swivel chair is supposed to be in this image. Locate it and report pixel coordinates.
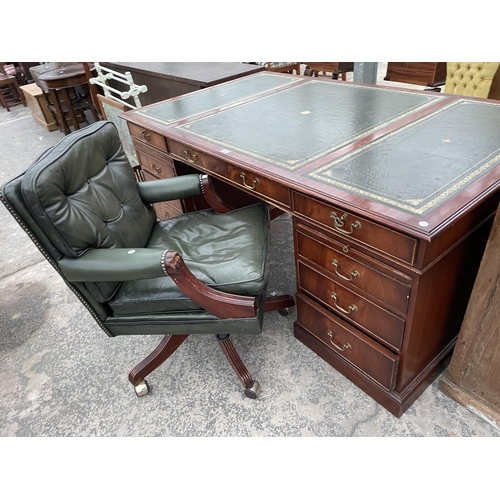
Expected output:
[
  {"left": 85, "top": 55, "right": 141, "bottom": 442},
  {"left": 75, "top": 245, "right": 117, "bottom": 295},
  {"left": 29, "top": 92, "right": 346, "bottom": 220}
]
[{"left": 1, "top": 121, "right": 294, "bottom": 398}]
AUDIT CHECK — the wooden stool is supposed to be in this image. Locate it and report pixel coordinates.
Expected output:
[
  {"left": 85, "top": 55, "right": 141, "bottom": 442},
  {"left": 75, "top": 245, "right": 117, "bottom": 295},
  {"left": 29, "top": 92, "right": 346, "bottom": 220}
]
[
  {"left": 38, "top": 64, "right": 99, "bottom": 135},
  {"left": 0, "top": 74, "right": 27, "bottom": 111}
]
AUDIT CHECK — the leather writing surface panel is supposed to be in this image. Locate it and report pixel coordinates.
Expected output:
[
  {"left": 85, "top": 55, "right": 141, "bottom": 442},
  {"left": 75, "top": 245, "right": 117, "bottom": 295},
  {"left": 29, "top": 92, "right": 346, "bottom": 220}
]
[
  {"left": 133, "top": 72, "right": 296, "bottom": 125},
  {"left": 176, "top": 80, "right": 441, "bottom": 170},
  {"left": 309, "top": 100, "right": 500, "bottom": 215}
]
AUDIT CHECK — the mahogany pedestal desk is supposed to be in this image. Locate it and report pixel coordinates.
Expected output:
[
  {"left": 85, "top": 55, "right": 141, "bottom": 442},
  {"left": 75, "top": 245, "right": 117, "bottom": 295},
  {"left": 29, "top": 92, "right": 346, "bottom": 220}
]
[{"left": 121, "top": 73, "right": 500, "bottom": 417}]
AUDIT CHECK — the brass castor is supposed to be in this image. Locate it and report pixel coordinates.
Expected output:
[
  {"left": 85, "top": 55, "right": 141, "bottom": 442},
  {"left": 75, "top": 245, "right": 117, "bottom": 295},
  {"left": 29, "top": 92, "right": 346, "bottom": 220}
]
[
  {"left": 134, "top": 379, "right": 151, "bottom": 397},
  {"left": 244, "top": 381, "right": 261, "bottom": 399},
  {"left": 278, "top": 308, "right": 289, "bottom": 316}
]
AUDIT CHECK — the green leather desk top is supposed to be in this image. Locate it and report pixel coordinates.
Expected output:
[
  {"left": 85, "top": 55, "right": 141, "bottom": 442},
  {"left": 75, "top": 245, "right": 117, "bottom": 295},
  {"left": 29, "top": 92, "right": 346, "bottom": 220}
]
[
  {"left": 135, "top": 73, "right": 297, "bottom": 125},
  {"left": 125, "top": 72, "right": 500, "bottom": 237},
  {"left": 309, "top": 99, "right": 500, "bottom": 215}
]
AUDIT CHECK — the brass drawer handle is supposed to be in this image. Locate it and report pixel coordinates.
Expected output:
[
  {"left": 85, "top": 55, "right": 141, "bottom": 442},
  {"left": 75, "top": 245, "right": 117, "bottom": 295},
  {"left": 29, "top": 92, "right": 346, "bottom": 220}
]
[
  {"left": 141, "top": 130, "right": 151, "bottom": 142},
  {"left": 330, "top": 211, "right": 362, "bottom": 235},
  {"left": 332, "top": 259, "right": 360, "bottom": 281},
  {"left": 184, "top": 149, "right": 199, "bottom": 163},
  {"left": 327, "top": 330, "right": 352, "bottom": 351},
  {"left": 330, "top": 291, "right": 358, "bottom": 314},
  {"left": 152, "top": 164, "right": 162, "bottom": 174},
  {"left": 240, "top": 172, "right": 260, "bottom": 190}
]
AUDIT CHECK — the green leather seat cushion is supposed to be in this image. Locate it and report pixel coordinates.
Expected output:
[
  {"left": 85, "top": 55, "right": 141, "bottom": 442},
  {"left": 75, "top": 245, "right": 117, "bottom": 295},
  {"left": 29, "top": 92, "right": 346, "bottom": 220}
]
[{"left": 108, "top": 203, "right": 270, "bottom": 316}]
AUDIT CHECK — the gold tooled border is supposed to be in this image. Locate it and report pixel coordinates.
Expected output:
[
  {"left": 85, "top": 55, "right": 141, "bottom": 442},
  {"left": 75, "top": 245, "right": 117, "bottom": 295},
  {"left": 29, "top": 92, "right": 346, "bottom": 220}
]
[
  {"left": 175, "top": 80, "right": 442, "bottom": 171},
  {"left": 133, "top": 73, "right": 296, "bottom": 126},
  {"left": 309, "top": 99, "right": 500, "bottom": 215}
]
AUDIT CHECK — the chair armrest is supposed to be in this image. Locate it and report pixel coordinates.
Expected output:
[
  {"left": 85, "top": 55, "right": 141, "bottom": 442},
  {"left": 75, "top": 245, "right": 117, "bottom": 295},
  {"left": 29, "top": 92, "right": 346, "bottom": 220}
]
[
  {"left": 137, "top": 174, "right": 202, "bottom": 204},
  {"left": 58, "top": 248, "right": 166, "bottom": 282},
  {"left": 58, "top": 249, "right": 257, "bottom": 318},
  {"left": 162, "top": 251, "right": 257, "bottom": 319}
]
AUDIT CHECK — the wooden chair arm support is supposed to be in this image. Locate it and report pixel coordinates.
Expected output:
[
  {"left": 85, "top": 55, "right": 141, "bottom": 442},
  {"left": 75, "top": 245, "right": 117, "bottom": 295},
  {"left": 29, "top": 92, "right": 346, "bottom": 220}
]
[
  {"left": 162, "top": 251, "right": 257, "bottom": 319},
  {"left": 201, "top": 174, "right": 284, "bottom": 219},
  {"left": 200, "top": 174, "right": 234, "bottom": 213},
  {"left": 133, "top": 165, "right": 145, "bottom": 182}
]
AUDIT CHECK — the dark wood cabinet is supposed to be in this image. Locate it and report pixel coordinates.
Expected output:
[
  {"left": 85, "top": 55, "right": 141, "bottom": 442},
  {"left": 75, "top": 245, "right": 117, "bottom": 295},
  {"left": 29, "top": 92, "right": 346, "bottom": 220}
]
[
  {"left": 384, "top": 62, "right": 447, "bottom": 87},
  {"left": 104, "top": 62, "right": 264, "bottom": 106}
]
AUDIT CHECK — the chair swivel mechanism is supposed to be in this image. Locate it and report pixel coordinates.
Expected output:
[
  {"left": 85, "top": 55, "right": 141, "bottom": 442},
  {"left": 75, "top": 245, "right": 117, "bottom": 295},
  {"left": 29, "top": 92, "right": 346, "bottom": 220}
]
[{"left": 0, "top": 121, "right": 294, "bottom": 399}]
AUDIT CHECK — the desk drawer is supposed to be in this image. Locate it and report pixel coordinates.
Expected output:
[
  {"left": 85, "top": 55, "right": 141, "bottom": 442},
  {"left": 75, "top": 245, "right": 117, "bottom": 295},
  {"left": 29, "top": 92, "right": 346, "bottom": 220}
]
[
  {"left": 138, "top": 166, "right": 183, "bottom": 219},
  {"left": 298, "top": 261, "right": 405, "bottom": 351},
  {"left": 296, "top": 229, "right": 411, "bottom": 315},
  {"left": 293, "top": 192, "right": 417, "bottom": 265},
  {"left": 129, "top": 123, "right": 167, "bottom": 151},
  {"left": 154, "top": 201, "right": 183, "bottom": 220},
  {"left": 168, "top": 139, "right": 291, "bottom": 208},
  {"left": 136, "top": 148, "right": 176, "bottom": 180},
  {"left": 296, "top": 293, "right": 399, "bottom": 390}
]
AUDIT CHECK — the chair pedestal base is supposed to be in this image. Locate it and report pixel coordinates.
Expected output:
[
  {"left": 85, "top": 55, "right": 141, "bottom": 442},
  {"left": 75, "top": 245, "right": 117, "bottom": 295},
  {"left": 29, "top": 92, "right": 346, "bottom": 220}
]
[
  {"left": 129, "top": 333, "right": 261, "bottom": 399},
  {"left": 265, "top": 294, "right": 295, "bottom": 315},
  {"left": 128, "top": 293, "right": 295, "bottom": 397}
]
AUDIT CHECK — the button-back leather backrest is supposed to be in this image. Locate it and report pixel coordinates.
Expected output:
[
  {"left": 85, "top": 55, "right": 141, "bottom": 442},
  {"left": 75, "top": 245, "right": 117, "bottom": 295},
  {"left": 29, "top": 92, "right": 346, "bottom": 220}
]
[
  {"left": 20, "top": 121, "right": 156, "bottom": 301},
  {"left": 444, "top": 62, "right": 500, "bottom": 98},
  {"left": 1, "top": 173, "right": 113, "bottom": 327}
]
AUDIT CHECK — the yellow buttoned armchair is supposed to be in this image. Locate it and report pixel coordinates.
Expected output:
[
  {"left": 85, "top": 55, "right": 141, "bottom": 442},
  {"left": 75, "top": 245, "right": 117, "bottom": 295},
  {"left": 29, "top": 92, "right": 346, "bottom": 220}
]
[{"left": 444, "top": 62, "right": 500, "bottom": 99}]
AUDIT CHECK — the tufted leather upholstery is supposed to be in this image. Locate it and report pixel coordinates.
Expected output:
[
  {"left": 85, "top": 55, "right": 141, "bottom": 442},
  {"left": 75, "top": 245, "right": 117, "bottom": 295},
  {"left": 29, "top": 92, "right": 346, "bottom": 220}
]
[
  {"left": 444, "top": 62, "right": 500, "bottom": 98},
  {"left": 21, "top": 121, "right": 156, "bottom": 258},
  {"left": 1, "top": 118, "right": 295, "bottom": 399},
  {"left": 19, "top": 121, "right": 157, "bottom": 303},
  {"left": 2, "top": 120, "right": 272, "bottom": 335}
]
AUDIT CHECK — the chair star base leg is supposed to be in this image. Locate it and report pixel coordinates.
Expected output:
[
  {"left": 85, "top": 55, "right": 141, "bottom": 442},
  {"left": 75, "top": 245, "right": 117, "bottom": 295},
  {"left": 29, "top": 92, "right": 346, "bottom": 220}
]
[
  {"left": 264, "top": 294, "right": 295, "bottom": 315},
  {"left": 128, "top": 334, "right": 189, "bottom": 392},
  {"left": 216, "top": 334, "right": 260, "bottom": 398}
]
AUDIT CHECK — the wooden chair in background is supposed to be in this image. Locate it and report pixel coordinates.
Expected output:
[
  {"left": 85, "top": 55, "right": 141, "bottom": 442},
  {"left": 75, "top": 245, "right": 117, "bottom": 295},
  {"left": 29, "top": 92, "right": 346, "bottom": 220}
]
[
  {"left": 0, "top": 73, "right": 27, "bottom": 111},
  {"left": 260, "top": 62, "right": 301, "bottom": 75},
  {"left": 304, "top": 62, "right": 354, "bottom": 80}
]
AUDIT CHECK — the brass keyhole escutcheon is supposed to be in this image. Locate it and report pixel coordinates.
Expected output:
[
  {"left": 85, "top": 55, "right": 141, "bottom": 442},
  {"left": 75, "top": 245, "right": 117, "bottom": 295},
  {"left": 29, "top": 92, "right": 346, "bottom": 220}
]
[{"left": 141, "top": 130, "right": 151, "bottom": 142}]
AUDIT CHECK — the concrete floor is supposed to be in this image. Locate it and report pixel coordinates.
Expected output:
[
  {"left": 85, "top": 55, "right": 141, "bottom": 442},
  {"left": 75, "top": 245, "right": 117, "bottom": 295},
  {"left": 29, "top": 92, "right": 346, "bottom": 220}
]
[{"left": 0, "top": 64, "right": 499, "bottom": 437}]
